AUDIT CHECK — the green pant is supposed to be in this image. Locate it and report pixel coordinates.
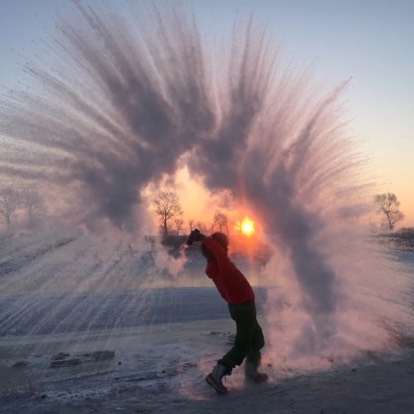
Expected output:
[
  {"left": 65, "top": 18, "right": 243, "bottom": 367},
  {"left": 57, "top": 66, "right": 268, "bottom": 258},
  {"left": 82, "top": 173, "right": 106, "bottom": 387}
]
[{"left": 218, "top": 301, "right": 265, "bottom": 373}]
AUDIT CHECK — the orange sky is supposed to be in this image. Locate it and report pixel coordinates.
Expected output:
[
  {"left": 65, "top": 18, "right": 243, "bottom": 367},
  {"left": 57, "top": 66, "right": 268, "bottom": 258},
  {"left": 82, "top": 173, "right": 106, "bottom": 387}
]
[
  {"left": 172, "top": 167, "right": 260, "bottom": 235},
  {"left": 173, "top": 166, "right": 413, "bottom": 232}
]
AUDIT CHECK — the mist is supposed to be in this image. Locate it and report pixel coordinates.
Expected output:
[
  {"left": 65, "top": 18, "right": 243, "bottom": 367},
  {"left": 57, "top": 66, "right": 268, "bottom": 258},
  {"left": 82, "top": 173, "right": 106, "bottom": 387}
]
[{"left": 0, "top": 1, "right": 411, "bottom": 370}]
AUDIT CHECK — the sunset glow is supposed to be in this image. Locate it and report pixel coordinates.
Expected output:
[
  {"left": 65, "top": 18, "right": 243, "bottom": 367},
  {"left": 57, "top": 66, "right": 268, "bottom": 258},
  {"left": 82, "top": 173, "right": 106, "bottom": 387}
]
[{"left": 240, "top": 217, "right": 255, "bottom": 236}]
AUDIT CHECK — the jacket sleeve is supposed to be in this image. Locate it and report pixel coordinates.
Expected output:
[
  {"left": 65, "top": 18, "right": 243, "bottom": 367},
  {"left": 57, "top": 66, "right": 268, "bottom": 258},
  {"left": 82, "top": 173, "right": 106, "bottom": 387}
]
[{"left": 203, "top": 237, "right": 230, "bottom": 273}]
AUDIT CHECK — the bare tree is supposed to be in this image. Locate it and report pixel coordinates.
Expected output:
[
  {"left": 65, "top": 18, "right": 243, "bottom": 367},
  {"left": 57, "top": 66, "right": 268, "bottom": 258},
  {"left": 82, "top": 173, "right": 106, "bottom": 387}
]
[
  {"left": 188, "top": 219, "right": 195, "bottom": 232},
  {"left": 375, "top": 192, "right": 404, "bottom": 231},
  {"left": 0, "top": 188, "right": 21, "bottom": 228},
  {"left": 210, "top": 210, "right": 229, "bottom": 234},
  {"left": 209, "top": 212, "right": 220, "bottom": 233},
  {"left": 20, "top": 189, "right": 44, "bottom": 222},
  {"left": 152, "top": 191, "right": 183, "bottom": 236},
  {"left": 174, "top": 218, "right": 184, "bottom": 235},
  {"left": 217, "top": 211, "right": 229, "bottom": 234}
]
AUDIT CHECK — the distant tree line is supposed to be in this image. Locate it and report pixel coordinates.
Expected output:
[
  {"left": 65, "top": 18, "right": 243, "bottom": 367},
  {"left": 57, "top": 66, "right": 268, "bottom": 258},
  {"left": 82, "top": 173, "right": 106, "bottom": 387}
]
[
  {"left": 152, "top": 190, "right": 408, "bottom": 237},
  {"left": 0, "top": 187, "right": 44, "bottom": 228},
  {"left": 151, "top": 190, "right": 229, "bottom": 238},
  {"left": 2, "top": 186, "right": 405, "bottom": 234}
]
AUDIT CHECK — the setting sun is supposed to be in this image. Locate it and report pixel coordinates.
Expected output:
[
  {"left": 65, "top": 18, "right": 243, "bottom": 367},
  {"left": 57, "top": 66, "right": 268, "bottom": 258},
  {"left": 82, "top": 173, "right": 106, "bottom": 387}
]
[{"left": 240, "top": 217, "right": 255, "bottom": 236}]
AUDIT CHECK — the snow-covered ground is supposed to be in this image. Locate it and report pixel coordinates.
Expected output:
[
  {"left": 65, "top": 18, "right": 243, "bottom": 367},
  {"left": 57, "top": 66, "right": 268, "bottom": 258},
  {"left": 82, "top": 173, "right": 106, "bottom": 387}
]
[
  {"left": 2, "top": 317, "right": 414, "bottom": 414},
  {"left": 1, "top": 227, "right": 414, "bottom": 413}
]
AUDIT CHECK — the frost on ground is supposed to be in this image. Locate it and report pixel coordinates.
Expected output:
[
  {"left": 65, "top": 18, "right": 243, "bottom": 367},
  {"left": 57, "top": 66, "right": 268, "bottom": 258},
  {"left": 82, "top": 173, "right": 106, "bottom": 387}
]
[
  {"left": 1, "top": 319, "right": 414, "bottom": 414},
  {"left": 1, "top": 228, "right": 414, "bottom": 413}
]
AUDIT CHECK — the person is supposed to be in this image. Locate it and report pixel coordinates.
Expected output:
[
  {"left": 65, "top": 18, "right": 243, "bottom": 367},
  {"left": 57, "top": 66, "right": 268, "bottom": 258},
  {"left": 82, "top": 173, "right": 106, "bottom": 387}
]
[{"left": 186, "top": 229, "right": 268, "bottom": 393}]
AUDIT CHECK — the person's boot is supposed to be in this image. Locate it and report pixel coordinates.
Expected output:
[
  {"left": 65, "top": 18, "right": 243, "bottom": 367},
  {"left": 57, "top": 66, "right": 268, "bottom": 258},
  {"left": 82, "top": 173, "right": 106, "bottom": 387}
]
[
  {"left": 244, "top": 360, "right": 268, "bottom": 383},
  {"left": 205, "top": 364, "right": 229, "bottom": 393}
]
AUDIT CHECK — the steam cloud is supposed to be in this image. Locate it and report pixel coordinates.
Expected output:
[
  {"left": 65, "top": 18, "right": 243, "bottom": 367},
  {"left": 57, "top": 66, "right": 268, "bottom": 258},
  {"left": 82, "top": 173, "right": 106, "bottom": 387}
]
[{"left": 1, "top": 1, "right": 410, "bottom": 367}]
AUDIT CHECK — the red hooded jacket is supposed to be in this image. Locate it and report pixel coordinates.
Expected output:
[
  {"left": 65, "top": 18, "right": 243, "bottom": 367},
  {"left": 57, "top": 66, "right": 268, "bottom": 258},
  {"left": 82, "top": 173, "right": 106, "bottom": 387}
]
[{"left": 203, "top": 237, "right": 255, "bottom": 305}]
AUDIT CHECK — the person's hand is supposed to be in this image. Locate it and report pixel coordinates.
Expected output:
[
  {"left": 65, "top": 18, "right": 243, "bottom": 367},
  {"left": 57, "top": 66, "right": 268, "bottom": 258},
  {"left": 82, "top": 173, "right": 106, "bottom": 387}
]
[{"left": 186, "top": 229, "right": 206, "bottom": 246}]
